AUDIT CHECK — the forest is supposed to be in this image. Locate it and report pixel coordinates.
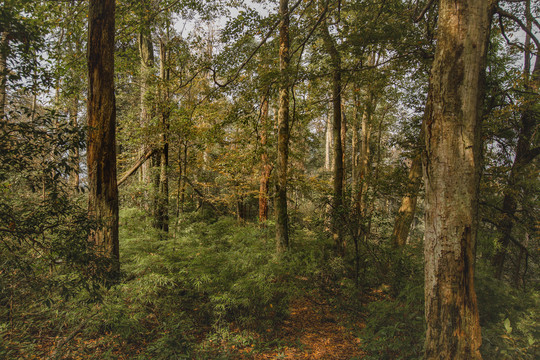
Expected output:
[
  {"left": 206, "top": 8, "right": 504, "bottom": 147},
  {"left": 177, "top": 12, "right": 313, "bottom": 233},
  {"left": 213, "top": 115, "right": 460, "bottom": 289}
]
[{"left": 0, "top": 0, "right": 538, "bottom": 359}]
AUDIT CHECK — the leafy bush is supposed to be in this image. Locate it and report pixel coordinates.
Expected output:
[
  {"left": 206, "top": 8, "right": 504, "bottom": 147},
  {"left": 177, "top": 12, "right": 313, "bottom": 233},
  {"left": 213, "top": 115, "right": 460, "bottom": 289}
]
[{"left": 476, "top": 267, "right": 540, "bottom": 359}]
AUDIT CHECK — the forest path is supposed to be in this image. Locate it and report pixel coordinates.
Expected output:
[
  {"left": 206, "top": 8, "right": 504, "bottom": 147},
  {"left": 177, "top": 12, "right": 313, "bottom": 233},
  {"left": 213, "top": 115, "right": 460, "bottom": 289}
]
[{"left": 224, "top": 289, "right": 365, "bottom": 360}]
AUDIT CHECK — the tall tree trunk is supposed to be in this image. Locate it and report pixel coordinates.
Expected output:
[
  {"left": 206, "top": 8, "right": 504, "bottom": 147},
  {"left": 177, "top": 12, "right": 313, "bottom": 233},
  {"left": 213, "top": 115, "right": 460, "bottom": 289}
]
[
  {"left": 321, "top": 22, "right": 344, "bottom": 254},
  {"left": 155, "top": 37, "right": 169, "bottom": 234},
  {"left": 423, "top": 0, "right": 493, "bottom": 358},
  {"left": 492, "top": 1, "right": 539, "bottom": 280},
  {"left": 275, "top": 0, "right": 290, "bottom": 252},
  {"left": 138, "top": 27, "right": 155, "bottom": 184},
  {"left": 87, "top": 0, "right": 119, "bottom": 271},
  {"left": 0, "top": 31, "right": 8, "bottom": 120},
  {"left": 259, "top": 96, "right": 273, "bottom": 223},
  {"left": 356, "top": 92, "right": 375, "bottom": 219},
  {"left": 351, "top": 91, "right": 360, "bottom": 206},
  {"left": 341, "top": 102, "right": 347, "bottom": 189},
  {"left": 324, "top": 111, "right": 332, "bottom": 171}
]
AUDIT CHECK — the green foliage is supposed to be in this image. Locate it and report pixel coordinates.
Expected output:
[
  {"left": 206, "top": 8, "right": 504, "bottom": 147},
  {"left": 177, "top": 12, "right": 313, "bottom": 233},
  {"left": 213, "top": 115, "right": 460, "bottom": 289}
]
[
  {"left": 476, "top": 267, "right": 540, "bottom": 359},
  {"left": 359, "top": 247, "right": 425, "bottom": 360},
  {"left": 0, "top": 110, "right": 113, "bottom": 359}
]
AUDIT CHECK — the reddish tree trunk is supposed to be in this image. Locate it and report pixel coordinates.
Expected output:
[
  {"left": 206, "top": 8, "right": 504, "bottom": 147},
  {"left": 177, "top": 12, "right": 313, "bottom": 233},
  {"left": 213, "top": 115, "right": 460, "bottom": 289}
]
[{"left": 87, "top": 0, "right": 119, "bottom": 269}]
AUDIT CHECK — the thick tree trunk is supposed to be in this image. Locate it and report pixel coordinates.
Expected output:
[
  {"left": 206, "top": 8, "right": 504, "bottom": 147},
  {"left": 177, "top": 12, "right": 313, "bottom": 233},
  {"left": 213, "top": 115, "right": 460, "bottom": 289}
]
[
  {"left": 87, "top": 0, "right": 119, "bottom": 270},
  {"left": 391, "top": 152, "right": 422, "bottom": 247},
  {"left": 492, "top": 4, "right": 539, "bottom": 279},
  {"left": 321, "top": 22, "right": 344, "bottom": 254},
  {"left": 423, "top": 0, "right": 493, "bottom": 358},
  {"left": 275, "top": 0, "right": 290, "bottom": 252},
  {"left": 259, "top": 96, "right": 273, "bottom": 223}
]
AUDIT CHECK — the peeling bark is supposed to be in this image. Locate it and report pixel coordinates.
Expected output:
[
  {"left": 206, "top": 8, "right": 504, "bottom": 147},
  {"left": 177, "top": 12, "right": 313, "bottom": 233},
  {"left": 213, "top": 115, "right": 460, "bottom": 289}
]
[{"left": 423, "top": 0, "right": 494, "bottom": 358}]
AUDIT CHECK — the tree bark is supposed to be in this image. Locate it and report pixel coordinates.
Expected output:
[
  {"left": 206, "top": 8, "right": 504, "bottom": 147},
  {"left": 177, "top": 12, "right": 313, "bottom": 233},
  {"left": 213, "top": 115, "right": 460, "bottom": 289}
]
[
  {"left": 259, "top": 96, "right": 273, "bottom": 223},
  {"left": 321, "top": 21, "right": 344, "bottom": 255},
  {"left": 423, "top": 0, "right": 494, "bottom": 358},
  {"left": 87, "top": 0, "right": 119, "bottom": 271},
  {"left": 275, "top": 0, "right": 290, "bottom": 253}
]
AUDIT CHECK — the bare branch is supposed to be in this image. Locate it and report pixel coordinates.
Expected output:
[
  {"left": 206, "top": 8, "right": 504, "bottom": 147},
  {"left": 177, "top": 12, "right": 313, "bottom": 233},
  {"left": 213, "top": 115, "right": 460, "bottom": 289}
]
[
  {"left": 497, "top": 6, "right": 540, "bottom": 50},
  {"left": 414, "top": 0, "right": 436, "bottom": 23},
  {"left": 117, "top": 149, "right": 155, "bottom": 187}
]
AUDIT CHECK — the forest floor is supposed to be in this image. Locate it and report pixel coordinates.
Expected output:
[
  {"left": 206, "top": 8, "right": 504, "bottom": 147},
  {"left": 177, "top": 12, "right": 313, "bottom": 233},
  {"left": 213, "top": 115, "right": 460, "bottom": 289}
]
[
  {"left": 36, "top": 287, "right": 368, "bottom": 360},
  {"left": 200, "top": 288, "right": 366, "bottom": 360}
]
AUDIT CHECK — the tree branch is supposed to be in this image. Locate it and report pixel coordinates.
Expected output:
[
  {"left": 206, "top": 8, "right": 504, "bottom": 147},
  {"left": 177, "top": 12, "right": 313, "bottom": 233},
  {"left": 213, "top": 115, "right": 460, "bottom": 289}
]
[
  {"left": 414, "top": 0, "right": 436, "bottom": 23},
  {"left": 497, "top": 6, "right": 540, "bottom": 50},
  {"left": 117, "top": 149, "right": 155, "bottom": 187}
]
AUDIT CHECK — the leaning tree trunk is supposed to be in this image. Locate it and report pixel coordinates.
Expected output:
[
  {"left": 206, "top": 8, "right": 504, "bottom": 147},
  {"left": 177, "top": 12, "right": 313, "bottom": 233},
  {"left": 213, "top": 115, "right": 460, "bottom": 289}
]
[
  {"left": 87, "top": 0, "right": 119, "bottom": 271},
  {"left": 321, "top": 22, "right": 344, "bottom": 255},
  {"left": 423, "top": 0, "right": 494, "bottom": 358},
  {"left": 259, "top": 96, "right": 273, "bottom": 223},
  {"left": 275, "top": 0, "right": 290, "bottom": 253}
]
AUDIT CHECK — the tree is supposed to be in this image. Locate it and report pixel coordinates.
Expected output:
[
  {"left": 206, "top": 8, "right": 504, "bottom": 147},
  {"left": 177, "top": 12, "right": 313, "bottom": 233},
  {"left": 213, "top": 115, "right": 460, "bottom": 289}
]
[
  {"left": 258, "top": 95, "right": 273, "bottom": 223},
  {"left": 422, "top": 0, "right": 494, "bottom": 358},
  {"left": 491, "top": 1, "right": 540, "bottom": 280},
  {"left": 87, "top": 0, "right": 119, "bottom": 271},
  {"left": 275, "top": 0, "right": 290, "bottom": 252},
  {"left": 320, "top": 4, "right": 344, "bottom": 255}
]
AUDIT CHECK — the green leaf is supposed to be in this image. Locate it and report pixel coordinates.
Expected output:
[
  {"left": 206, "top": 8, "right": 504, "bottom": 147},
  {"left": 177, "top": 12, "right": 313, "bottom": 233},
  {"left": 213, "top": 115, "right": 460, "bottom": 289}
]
[{"left": 503, "top": 318, "right": 512, "bottom": 334}]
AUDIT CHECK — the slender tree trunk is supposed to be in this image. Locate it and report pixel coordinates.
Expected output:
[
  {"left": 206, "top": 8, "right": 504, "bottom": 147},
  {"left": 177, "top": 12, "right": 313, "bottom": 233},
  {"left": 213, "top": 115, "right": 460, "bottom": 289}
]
[
  {"left": 138, "top": 24, "right": 155, "bottom": 184},
  {"left": 155, "top": 38, "right": 169, "bottom": 234},
  {"left": 259, "top": 96, "right": 273, "bottom": 223},
  {"left": 391, "top": 152, "right": 422, "bottom": 247},
  {"left": 0, "top": 32, "right": 8, "bottom": 120},
  {"left": 321, "top": 22, "right": 344, "bottom": 254},
  {"left": 341, "top": 102, "right": 347, "bottom": 188},
  {"left": 492, "top": 1, "right": 539, "bottom": 279},
  {"left": 324, "top": 111, "right": 332, "bottom": 171},
  {"left": 356, "top": 92, "right": 375, "bottom": 218},
  {"left": 275, "top": 0, "right": 290, "bottom": 252},
  {"left": 69, "top": 95, "right": 80, "bottom": 191},
  {"left": 423, "top": 0, "right": 493, "bottom": 358},
  {"left": 351, "top": 91, "right": 360, "bottom": 205},
  {"left": 87, "top": 0, "right": 119, "bottom": 271}
]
